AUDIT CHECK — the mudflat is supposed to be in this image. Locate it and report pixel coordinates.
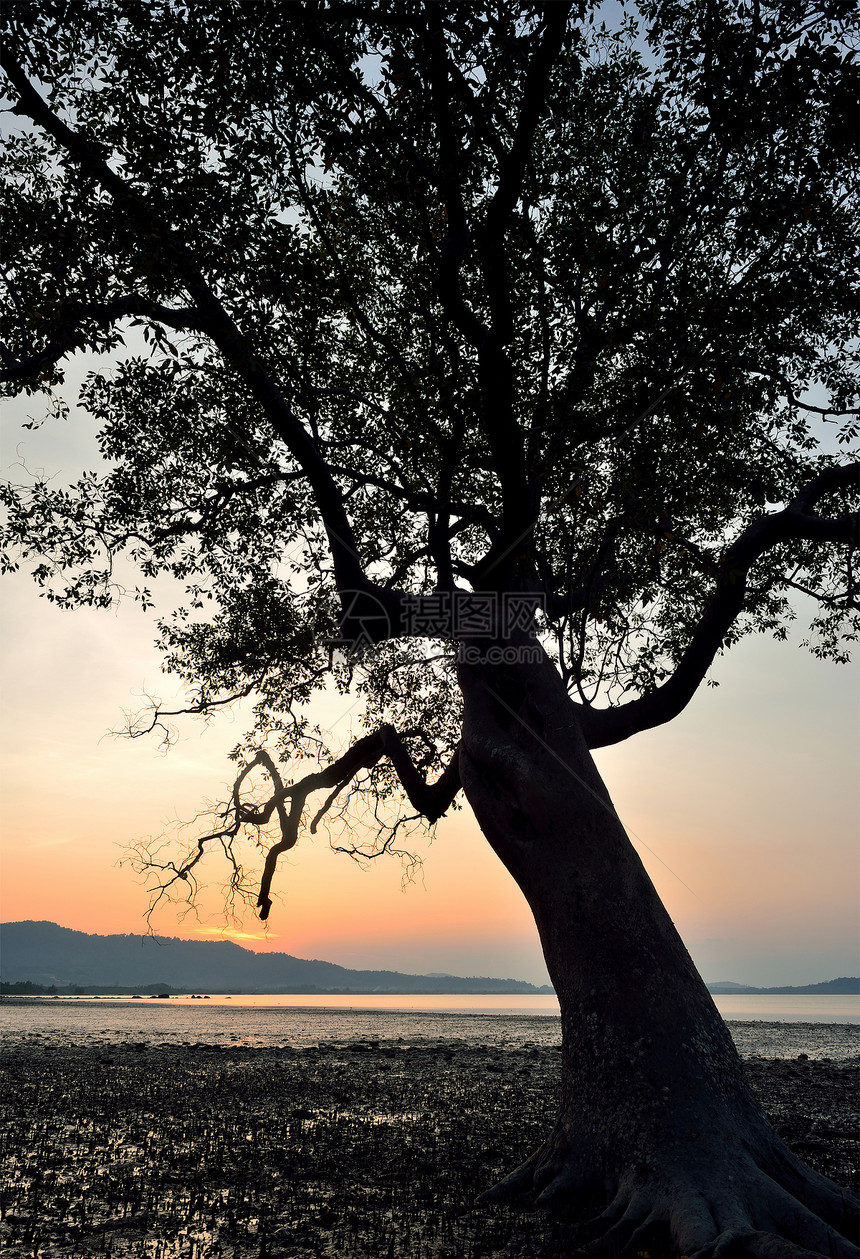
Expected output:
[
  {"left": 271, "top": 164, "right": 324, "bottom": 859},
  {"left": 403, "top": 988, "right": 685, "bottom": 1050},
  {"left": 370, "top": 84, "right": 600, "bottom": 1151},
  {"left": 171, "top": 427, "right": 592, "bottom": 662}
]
[{"left": 1, "top": 1038, "right": 857, "bottom": 1257}]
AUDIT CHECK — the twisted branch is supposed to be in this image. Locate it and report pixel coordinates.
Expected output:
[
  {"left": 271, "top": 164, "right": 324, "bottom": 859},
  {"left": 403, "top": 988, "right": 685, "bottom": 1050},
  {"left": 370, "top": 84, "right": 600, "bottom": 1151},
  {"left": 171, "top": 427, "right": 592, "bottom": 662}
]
[{"left": 134, "top": 728, "right": 460, "bottom": 923}]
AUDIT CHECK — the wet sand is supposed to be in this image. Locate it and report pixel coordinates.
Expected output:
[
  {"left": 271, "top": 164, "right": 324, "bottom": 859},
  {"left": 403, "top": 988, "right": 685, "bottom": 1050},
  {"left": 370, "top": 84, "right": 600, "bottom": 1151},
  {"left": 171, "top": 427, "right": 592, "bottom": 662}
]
[{"left": 1, "top": 1038, "right": 857, "bottom": 1257}]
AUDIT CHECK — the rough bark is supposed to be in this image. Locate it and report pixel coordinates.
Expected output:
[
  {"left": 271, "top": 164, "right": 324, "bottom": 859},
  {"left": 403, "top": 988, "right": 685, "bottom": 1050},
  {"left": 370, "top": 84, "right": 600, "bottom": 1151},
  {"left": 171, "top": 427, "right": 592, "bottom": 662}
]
[{"left": 457, "top": 647, "right": 859, "bottom": 1258}]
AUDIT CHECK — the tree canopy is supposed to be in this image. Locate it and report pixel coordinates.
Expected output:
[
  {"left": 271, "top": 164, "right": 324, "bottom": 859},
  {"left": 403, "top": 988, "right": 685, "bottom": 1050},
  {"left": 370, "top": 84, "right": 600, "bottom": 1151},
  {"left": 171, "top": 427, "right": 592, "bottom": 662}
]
[
  {"left": 1, "top": 0, "right": 858, "bottom": 906},
  {"left": 4, "top": 5, "right": 860, "bottom": 1252}
]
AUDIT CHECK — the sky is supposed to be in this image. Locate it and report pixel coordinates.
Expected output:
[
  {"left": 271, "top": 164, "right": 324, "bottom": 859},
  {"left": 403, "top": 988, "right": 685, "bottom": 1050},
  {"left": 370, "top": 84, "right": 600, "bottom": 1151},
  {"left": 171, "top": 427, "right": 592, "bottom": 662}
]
[{"left": 1, "top": 355, "right": 858, "bottom": 989}]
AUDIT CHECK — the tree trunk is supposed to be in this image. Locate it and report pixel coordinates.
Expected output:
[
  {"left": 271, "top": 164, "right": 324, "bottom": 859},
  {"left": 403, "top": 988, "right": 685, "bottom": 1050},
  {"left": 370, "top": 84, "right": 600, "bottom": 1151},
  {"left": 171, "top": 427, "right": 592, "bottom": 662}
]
[{"left": 456, "top": 648, "right": 858, "bottom": 1258}]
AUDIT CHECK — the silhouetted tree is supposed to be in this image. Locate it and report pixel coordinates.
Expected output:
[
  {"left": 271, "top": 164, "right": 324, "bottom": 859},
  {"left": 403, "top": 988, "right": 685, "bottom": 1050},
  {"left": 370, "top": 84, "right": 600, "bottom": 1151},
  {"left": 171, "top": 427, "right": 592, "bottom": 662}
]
[{"left": 2, "top": 3, "right": 858, "bottom": 1254}]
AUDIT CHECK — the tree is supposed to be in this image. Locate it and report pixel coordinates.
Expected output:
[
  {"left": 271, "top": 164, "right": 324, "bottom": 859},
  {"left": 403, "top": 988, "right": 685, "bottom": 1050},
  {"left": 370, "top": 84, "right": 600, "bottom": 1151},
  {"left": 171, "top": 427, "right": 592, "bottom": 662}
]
[{"left": 2, "top": 2, "right": 858, "bottom": 1254}]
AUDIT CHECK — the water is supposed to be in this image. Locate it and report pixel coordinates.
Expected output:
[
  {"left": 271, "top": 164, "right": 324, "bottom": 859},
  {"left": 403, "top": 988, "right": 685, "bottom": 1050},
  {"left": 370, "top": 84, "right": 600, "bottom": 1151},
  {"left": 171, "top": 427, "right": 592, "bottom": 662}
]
[
  {"left": 2, "top": 992, "right": 857, "bottom": 1059},
  {"left": 2, "top": 991, "right": 857, "bottom": 1019},
  {"left": 711, "top": 994, "right": 858, "bottom": 1023}
]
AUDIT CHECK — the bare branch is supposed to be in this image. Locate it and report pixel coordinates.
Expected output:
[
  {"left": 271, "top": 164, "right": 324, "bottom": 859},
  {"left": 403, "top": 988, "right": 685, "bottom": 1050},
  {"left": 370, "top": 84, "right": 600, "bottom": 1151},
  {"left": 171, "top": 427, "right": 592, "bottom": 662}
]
[
  {"left": 252, "top": 729, "right": 460, "bottom": 919},
  {"left": 133, "top": 729, "right": 461, "bottom": 923}
]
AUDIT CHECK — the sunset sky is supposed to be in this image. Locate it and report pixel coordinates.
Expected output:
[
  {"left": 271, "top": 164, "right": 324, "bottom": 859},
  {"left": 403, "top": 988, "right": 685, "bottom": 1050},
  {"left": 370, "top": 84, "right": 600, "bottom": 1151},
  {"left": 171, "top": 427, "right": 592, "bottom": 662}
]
[{"left": 1, "top": 355, "right": 858, "bottom": 989}]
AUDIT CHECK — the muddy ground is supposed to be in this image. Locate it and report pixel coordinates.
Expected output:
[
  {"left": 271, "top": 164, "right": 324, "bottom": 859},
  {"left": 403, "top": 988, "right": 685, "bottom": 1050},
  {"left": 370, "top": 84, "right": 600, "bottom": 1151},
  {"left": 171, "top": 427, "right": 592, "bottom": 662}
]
[{"left": 0, "top": 1040, "right": 857, "bottom": 1258}]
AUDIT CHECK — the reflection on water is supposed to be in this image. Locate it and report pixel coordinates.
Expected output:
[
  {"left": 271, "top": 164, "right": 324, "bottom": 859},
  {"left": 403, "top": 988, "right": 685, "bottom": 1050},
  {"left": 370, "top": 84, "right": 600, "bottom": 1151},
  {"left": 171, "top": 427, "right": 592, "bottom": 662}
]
[
  {"left": 2, "top": 991, "right": 857, "bottom": 1021},
  {"left": 3, "top": 991, "right": 858, "bottom": 1018},
  {"left": 1, "top": 992, "right": 858, "bottom": 1058},
  {"left": 712, "top": 994, "right": 858, "bottom": 1023},
  {"left": 7, "top": 992, "right": 562, "bottom": 1012}
]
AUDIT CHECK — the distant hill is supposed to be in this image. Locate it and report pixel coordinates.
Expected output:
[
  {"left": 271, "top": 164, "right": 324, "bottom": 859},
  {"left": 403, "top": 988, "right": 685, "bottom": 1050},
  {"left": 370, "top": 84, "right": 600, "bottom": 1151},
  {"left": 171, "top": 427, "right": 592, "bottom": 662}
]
[
  {"left": 2, "top": 923, "right": 855, "bottom": 998},
  {"left": 706, "top": 978, "right": 860, "bottom": 995},
  {"left": 0, "top": 921, "right": 554, "bottom": 995}
]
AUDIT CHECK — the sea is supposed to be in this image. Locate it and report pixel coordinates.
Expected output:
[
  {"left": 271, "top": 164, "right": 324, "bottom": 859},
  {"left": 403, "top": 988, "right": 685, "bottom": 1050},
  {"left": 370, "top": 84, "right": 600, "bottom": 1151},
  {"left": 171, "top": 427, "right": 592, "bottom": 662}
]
[{"left": 1, "top": 993, "right": 858, "bottom": 1060}]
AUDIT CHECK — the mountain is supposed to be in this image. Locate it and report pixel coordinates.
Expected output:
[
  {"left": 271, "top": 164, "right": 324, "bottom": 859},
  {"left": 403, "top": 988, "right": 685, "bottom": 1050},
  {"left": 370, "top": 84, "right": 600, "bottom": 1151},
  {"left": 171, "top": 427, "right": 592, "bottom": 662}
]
[
  {"left": 0, "top": 921, "right": 554, "bottom": 994},
  {"left": 706, "top": 977, "right": 859, "bottom": 995},
  {"left": 3, "top": 923, "right": 855, "bottom": 997}
]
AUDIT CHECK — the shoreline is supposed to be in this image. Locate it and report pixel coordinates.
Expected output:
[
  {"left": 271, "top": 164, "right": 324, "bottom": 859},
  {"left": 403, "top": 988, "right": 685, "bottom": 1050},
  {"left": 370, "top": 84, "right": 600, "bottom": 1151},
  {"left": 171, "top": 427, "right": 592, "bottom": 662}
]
[
  {"left": 1, "top": 1039, "right": 856, "bottom": 1258},
  {"left": 2, "top": 1010, "right": 859, "bottom": 1059}
]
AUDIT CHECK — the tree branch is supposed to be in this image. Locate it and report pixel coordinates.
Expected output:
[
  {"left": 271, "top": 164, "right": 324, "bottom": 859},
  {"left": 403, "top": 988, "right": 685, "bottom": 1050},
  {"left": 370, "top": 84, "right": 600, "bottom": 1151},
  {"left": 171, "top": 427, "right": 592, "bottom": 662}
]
[
  {"left": 421, "top": 8, "right": 488, "bottom": 350},
  {"left": 1, "top": 51, "right": 401, "bottom": 637},
  {"left": 247, "top": 730, "right": 460, "bottom": 919},
  {"left": 479, "top": 3, "right": 572, "bottom": 344},
  {"left": 741, "top": 363, "right": 860, "bottom": 418},
  {"left": 422, "top": 8, "right": 566, "bottom": 588},
  {"left": 137, "top": 729, "right": 459, "bottom": 922},
  {"left": 582, "top": 462, "right": 860, "bottom": 747},
  {"left": 0, "top": 295, "right": 203, "bottom": 383}
]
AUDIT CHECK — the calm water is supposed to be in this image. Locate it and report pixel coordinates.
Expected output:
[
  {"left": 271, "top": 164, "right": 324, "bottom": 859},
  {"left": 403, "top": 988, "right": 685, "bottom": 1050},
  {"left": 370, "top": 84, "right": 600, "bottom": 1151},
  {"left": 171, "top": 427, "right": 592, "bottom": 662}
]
[
  {"left": 1, "top": 993, "right": 858, "bottom": 1059},
  {"left": 2, "top": 992, "right": 857, "bottom": 1019}
]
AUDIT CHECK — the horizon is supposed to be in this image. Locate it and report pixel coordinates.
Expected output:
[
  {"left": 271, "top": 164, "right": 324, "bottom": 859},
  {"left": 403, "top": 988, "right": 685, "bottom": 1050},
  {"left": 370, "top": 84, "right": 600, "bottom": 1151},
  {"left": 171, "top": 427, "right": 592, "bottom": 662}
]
[{"left": 3, "top": 918, "right": 856, "bottom": 991}]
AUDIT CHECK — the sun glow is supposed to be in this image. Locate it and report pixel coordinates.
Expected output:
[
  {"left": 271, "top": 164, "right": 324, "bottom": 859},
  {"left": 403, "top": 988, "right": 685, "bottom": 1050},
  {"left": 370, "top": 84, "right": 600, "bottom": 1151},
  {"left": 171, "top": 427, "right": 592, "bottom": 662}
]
[{"left": 188, "top": 926, "right": 281, "bottom": 943}]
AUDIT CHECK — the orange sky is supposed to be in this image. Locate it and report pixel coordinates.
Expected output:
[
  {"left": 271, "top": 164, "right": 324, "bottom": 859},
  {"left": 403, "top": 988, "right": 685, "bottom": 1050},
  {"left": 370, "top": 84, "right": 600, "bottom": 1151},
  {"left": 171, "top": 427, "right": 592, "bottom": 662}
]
[
  {"left": 1, "top": 359, "right": 858, "bottom": 987},
  {"left": 1, "top": 560, "right": 857, "bottom": 987}
]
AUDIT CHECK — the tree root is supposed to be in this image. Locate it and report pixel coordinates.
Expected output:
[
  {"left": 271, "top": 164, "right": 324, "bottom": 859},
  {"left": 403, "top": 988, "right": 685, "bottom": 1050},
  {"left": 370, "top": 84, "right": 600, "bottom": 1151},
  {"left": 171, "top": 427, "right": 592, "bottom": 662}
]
[{"left": 481, "top": 1135, "right": 860, "bottom": 1258}]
